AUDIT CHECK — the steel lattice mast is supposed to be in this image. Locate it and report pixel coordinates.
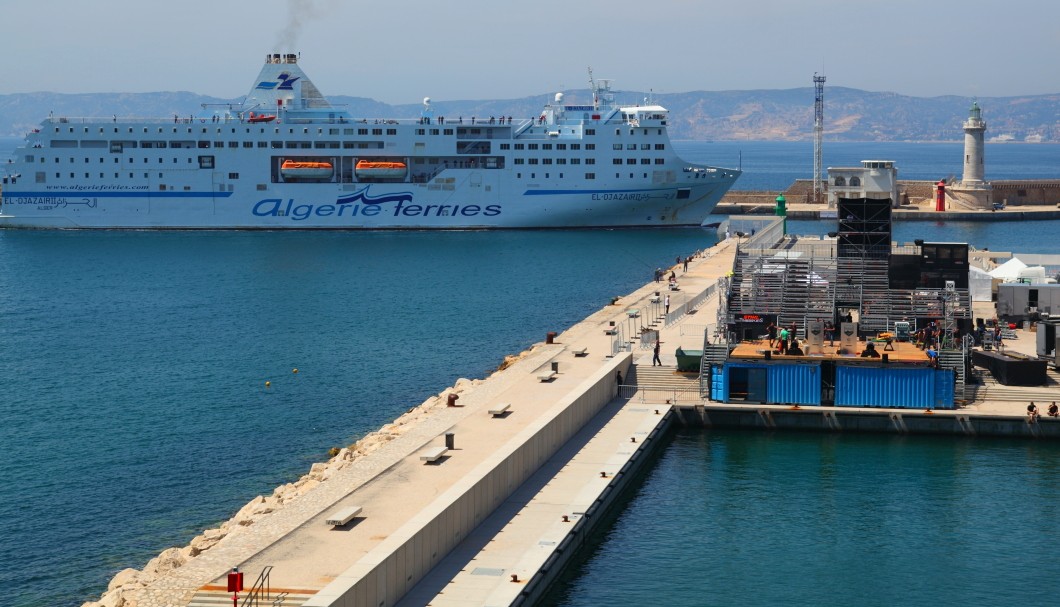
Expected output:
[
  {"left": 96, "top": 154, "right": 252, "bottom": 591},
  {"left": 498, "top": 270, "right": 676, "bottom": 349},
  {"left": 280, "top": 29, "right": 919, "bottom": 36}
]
[{"left": 813, "top": 73, "right": 826, "bottom": 203}]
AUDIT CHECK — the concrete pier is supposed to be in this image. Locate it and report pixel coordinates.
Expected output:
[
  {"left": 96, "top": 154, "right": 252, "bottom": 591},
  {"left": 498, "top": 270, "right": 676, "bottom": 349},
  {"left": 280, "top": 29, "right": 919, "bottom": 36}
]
[{"left": 101, "top": 231, "right": 1057, "bottom": 607}]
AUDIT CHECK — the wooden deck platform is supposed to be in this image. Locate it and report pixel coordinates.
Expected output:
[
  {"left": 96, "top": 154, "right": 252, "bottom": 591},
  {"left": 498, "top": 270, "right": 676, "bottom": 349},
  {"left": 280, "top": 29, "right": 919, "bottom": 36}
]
[{"left": 729, "top": 338, "right": 932, "bottom": 365}]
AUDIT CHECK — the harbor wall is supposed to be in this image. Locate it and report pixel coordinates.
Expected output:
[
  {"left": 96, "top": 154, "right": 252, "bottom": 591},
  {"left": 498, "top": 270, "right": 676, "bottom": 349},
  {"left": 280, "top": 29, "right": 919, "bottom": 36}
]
[
  {"left": 303, "top": 353, "right": 633, "bottom": 607},
  {"left": 716, "top": 179, "right": 1060, "bottom": 219},
  {"left": 513, "top": 409, "right": 677, "bottom": 606},
  {"left": 675, "top": 404, "right": 1060, "bottom": 438}
]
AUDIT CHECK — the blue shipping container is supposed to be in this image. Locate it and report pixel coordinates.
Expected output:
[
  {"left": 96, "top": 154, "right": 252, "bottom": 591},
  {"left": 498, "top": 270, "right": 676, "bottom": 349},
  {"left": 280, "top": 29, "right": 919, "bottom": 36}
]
[
  {"left": 718, "top": 362, "right": 821, "bottom": 405},
  {"left": 934, "top": 369, "right": 955, "bottom": 409},
  {"left": 766, "top": 363, "right": 822, "bottom": 405},
  {"left": 710, "top": 364, "right": 726, "bottom": 401},
  {"left": 835, "top": 365, "right": 945, "bottom": 409}
]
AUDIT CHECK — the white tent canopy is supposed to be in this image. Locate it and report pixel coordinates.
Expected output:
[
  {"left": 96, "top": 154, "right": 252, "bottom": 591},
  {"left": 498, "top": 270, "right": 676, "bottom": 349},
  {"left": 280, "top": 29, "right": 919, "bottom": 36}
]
[
  {"left": 969, "top": 266, "right": 992, "bottom": 302},
  {"left": 988, "top": 257, "right": 1027, "bottom": 280}
]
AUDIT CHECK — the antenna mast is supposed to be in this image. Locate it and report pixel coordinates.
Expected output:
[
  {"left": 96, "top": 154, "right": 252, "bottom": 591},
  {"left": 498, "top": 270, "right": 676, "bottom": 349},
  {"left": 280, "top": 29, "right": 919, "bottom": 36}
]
[
  {"left": 813, "top": 73, "right": 826, "bottom": 203},
  {"left": 588, "top": 66, "right": 598, "bottom": 111}
]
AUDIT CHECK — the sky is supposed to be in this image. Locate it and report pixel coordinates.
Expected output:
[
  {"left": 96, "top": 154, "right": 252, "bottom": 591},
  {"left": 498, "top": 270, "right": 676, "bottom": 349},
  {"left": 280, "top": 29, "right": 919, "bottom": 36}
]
[{"left": 5, "top": 0, "right": 1059, "bottom": 103}]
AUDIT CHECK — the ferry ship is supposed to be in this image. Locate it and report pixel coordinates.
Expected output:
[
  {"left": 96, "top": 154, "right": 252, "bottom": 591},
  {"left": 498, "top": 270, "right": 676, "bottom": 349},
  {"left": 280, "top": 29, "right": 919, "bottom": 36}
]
[{"left": 0, "top": 53, "right": 740, "bottom": 229}]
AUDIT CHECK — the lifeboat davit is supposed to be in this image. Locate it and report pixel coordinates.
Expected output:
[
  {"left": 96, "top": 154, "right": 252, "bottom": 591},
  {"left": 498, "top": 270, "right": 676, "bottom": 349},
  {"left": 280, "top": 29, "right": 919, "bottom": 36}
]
[
  {"left": 247, "top": 112, "right": 277, "bottom": 123},
  {"left": 355, "top": 160, "right": 408, "bottom": 179},
  {"left": 280, "top": 160, "right": 334, "bottom": 179}
]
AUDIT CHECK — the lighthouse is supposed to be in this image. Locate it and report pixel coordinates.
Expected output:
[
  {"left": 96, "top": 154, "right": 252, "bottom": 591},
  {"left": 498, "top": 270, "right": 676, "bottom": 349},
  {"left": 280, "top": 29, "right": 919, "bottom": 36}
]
[
  {"left": 946, "top": 101, "right": 993, "bottom": 210},
  {"left": 961, "top": 101, "right": 986, "bottom": 184}
]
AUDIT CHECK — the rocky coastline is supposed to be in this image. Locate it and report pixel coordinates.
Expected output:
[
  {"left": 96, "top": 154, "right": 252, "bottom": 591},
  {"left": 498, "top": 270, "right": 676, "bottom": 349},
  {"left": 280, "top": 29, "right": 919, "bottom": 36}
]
[{"left": 81, "top": 352, "right": 532, "bottom": 607}]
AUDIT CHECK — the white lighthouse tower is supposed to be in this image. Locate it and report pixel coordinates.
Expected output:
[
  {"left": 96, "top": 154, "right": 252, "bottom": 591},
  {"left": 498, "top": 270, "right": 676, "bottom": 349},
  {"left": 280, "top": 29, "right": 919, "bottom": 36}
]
[
  {"left": 962, "top": 100, "right": 986, "bottom": 184},
  {"left": 947, "top": 100, "right": 993, "bottom": 209}
]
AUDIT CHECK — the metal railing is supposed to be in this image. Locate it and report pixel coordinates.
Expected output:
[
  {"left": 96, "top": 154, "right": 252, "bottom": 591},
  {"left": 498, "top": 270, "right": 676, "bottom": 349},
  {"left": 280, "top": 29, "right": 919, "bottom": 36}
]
[
  {"left": 664, "top": 282, "right": 717, "bottom": 327},
  {"left": 240, "top": 566, "right": 272, "bottom": 607},
  {"left": 680, "top": 323, "right": 710, "bottom": 337},
  {"left": 608, "top": 324, "right": 629, "bottom": 357},
  {"left": 618, "top": 384, "right": 703, "bottom": 404},
  {"left": 639, "top": 329, "right": 659, "bottom": 349}
]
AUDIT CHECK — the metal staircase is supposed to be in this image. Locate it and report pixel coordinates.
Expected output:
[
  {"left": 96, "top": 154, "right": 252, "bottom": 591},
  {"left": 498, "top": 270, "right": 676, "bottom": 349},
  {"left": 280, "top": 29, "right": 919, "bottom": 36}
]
[
  {"left": 624, "top": 364, "right": 702, "bottom": 403},
  {"left": 937, "top": 349, "right": 967, "bottom": 401}
]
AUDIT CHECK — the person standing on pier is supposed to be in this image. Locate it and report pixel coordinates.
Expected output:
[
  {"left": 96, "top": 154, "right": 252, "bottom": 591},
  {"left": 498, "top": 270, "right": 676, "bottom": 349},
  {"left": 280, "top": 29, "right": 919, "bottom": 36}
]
[
  {"left": 664, "top": 294, "right": 671, "bottom": 316},
  {"left": 652, "top": 339, "right": 663, "bottom": 366}
]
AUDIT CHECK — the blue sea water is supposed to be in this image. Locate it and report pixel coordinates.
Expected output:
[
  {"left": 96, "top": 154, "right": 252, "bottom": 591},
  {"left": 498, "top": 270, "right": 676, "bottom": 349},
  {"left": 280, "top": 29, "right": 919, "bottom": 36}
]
[
  {"left": 548, "top": 429, "right": 1060, "bottom": 607},
  {"left": 1, "top": 139, "right": 1059, "bottom": 607},
  {"left": 672, "top": 140, "right": 1060, "bottom": 191}
]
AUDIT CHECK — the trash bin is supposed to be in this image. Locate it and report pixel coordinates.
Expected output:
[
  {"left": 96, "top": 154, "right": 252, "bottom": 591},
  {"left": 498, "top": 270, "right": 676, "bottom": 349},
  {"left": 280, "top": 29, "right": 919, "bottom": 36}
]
[
  {"left": 546, "top": 331, "right": 557, "bottom": 344},
  {"left": 445, "top": 433, "right": 455, "bottom": 450}
]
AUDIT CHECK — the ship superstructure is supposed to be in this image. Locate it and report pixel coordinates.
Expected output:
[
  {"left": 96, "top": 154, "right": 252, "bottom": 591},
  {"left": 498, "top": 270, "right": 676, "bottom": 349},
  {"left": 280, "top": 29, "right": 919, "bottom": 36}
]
[{"left": 0, "top": 53, "right": 739, "bottom": 229}]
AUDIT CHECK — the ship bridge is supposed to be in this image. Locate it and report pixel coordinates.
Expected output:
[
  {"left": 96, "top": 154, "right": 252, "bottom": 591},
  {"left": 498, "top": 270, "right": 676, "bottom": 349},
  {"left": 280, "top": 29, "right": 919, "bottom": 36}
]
[{"left": 620, "top": 105, "right": 668, "bottom": 127}]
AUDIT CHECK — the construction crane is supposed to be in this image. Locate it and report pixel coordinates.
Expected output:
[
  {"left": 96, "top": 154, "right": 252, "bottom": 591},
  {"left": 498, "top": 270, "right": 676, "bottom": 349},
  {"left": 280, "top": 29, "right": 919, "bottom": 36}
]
[{"left": 813, "top": 73, "right": 826, "bottom": 204}]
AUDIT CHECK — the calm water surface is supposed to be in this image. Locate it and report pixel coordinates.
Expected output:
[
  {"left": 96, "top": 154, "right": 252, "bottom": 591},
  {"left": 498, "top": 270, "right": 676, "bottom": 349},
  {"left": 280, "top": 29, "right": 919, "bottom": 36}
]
[{"left": 548, "top": 429, "right": 1060, "bottom": 607}]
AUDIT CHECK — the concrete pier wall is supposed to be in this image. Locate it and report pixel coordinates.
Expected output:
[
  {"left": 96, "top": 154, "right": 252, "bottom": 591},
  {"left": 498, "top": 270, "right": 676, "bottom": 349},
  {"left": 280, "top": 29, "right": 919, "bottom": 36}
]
[
  {"left": 513, "top": 409, "right": 676, "bottom": 606},
  {"left": 304, "top": 353, "right": 632, "bottom": 607},
  {"left": 675, "top": 404, "right": 1060, "bottom": 438}
]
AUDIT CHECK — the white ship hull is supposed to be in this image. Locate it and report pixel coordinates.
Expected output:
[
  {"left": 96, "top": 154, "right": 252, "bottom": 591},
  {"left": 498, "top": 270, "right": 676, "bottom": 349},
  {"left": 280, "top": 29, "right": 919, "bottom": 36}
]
[
  {"left": 1, "top": 54, "right": 739, "bottom": 230},
  {"left": 0, "top": 181, "right": 730, "bottom": 229}
]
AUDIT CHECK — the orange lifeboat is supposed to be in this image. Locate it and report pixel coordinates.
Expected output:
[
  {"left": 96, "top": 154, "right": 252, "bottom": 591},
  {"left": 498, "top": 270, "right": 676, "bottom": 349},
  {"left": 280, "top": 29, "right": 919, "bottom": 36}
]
[
  {"left": 355, "top": 160, "right": 407, "bottom": 179},
  {"left": 247, "top": 112, "right": 277, "bottom": 123},
  {"left": 280, "top": 160, "right": 334, "bottom": 179}
]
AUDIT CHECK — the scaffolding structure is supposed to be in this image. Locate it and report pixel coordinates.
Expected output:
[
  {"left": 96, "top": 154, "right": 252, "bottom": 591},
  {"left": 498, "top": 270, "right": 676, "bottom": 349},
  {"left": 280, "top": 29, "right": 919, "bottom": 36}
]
[
  {"left": 813, "top": 73, "right": 826, "bottom": 203},
  {"left": 723, "top": 227, "right": 973, "bottom": 397},
  {"left": 727, "top": 238, "right": 971, "bottom": 334}
]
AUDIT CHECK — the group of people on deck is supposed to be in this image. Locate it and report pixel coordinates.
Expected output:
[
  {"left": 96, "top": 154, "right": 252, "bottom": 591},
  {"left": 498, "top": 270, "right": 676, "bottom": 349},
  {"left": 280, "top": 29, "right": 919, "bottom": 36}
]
[{"left": 766, "top": 321, "right": 802, "bottom": 355}]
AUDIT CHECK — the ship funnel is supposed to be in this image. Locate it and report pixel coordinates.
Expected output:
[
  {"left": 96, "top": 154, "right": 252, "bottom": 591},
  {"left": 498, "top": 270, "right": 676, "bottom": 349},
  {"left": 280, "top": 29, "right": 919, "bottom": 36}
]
[{"left": 244, "top": 54, "right": 331, "bottom": 110}]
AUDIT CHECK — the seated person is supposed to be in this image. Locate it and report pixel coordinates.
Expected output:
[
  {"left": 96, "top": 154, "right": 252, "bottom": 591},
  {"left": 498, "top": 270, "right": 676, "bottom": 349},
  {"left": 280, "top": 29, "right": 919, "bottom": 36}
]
[
  {"left": 1048, "top": 402, "right": 1058, "bottom": 417},
  {"left": 860, "top": 342, "right": 881, "bottom": 358},
  {"left": 787, "top": 339, "right": 804, "bottom": 356},
  {"left": 1028, "top": 402, "right": 1041, "bottom": 421}
]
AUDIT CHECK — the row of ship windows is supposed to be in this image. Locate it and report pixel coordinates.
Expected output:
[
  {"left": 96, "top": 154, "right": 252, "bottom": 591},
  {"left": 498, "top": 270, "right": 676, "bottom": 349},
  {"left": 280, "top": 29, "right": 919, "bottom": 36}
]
[
  {"left": 31, "top": 156, "right": 664, "bottom": 168},
  {"left": 57, "top": 125, "right": 404, "bottom": 136},
  {"left": 45, "top": 140, "right": 387, "bottom": 151},
  {"left": 513, "top": 158, "right": 595, "bottom": 165},
  {"left": 509, "top": 158, "right": 668, "bottom": 166},
  {"left": 39, "top": 157, "right": 198, "bottom": 164},
  {"left": 31, "top": 152, "right": 661, "bottom": 165},
  {"left": 50, "top": 124, "right": 664, "bottom": 139},
  {"left": 511, "top": 173, "right": 664, "bottom": 181},
  {"left": 41, "top": 171, "right": 670, "bottom": 183},
  {"left": 42, "top": 140, "right": 655, "bottom": 152},
  {"left": 43, "top": 170, "right": 669, "bottom": 182},
  {"left": 498, "top": 143, "right": 599, "bottom": 151},
  {"left": 38, "top": 172, "right": 235, "bottom": 182}
]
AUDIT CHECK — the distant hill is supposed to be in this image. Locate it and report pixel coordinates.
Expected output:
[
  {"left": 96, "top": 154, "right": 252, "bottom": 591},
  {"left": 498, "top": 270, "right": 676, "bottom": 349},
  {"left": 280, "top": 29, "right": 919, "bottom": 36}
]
[{"left": 2, "top": 87, "right": 1057, "bottom": 142}]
